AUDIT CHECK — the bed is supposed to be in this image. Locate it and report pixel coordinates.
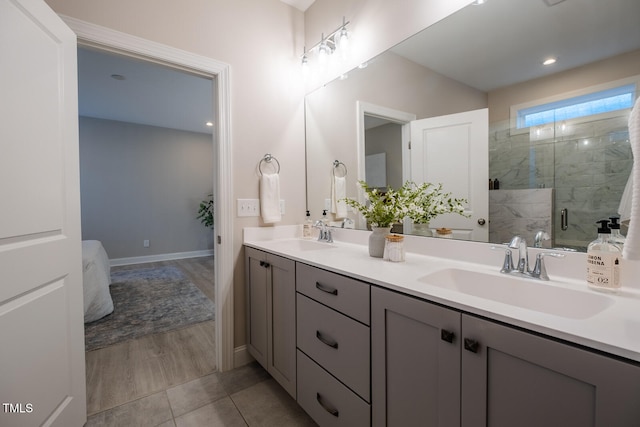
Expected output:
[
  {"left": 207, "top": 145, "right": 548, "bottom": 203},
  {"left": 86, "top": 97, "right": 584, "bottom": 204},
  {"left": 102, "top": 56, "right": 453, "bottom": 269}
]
[{"left": 82, "top": 240, "right": 114, "bottom": 323}]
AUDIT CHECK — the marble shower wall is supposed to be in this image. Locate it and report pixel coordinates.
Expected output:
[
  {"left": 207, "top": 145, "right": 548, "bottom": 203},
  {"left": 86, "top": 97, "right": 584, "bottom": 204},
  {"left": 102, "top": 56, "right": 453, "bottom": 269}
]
[
  {"left": 489, "top": 113, "right": 632, "bottom": 250},
  {"left": 489, "top": 189, "right": 553, "bottom": 247}
]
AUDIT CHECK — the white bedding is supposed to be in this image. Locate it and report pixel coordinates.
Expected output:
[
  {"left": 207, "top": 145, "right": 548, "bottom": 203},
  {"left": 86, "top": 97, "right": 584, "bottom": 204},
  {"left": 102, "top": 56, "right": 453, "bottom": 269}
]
[{"left": 82, "top": 240, "right": 113, "bottom": 323}]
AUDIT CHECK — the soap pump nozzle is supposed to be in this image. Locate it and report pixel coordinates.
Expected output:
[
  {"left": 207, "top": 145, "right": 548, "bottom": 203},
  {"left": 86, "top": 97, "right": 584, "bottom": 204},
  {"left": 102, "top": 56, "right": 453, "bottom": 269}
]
[{"left": 596, "top": 219, "right": 611, "bottom": 235}]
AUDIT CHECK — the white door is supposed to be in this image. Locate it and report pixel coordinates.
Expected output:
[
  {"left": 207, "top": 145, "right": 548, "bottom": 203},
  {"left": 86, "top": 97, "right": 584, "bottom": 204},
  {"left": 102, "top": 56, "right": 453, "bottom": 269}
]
[
  {"left": 410, "top": 108, "right": 489, "bottom": 241},
  {"left": 0, "top": 1, "right": 86, "bottom": 426}
]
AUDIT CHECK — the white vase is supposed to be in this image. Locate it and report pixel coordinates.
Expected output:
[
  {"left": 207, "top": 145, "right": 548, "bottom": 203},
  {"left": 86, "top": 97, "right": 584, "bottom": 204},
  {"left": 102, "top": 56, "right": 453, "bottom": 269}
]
[
  {"left": 369, "top": 226, "right": 392, "bottom": 258},
  {"left": 412, "top": 223, "right": 432, "bottom": 237}
]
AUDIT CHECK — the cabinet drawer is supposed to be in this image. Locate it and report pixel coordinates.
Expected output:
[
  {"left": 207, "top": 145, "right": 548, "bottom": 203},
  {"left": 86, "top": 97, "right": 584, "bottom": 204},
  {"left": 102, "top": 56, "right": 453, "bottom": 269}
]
[
  {"left": 297, "top": 293, "right": 370, "bottom": 401},
  {"left": 297, "top": 350, "right": 370, "bottom": 427},
  {"left": 296, "top": 262, "right": 370, "bottom": 324}
]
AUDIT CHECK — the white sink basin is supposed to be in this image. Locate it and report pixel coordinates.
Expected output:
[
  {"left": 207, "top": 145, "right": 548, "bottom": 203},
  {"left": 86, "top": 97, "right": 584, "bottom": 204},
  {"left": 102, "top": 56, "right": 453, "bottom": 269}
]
[
  {"left": 266, "top": 239, "right": 336, "bottom": 252},
  {"left": 419, "top": 268, "right": 613, "bottom": 319}
]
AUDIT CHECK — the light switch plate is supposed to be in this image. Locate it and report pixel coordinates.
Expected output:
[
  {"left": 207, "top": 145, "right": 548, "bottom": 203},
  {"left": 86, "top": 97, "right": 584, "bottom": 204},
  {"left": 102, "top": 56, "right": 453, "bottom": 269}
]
[{"left": 237, "top": 199, "right": 260, "bottom": 217}]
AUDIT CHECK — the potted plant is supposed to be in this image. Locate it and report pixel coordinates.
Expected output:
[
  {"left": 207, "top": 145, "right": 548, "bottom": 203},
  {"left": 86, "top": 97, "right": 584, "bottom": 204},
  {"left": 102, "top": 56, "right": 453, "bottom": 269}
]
[
  {"left": 197, "top": 194, "right": 214, "bottom": 229},
  {"left": 343, "top": 181, "right": 468, "bottom": 256},
  {"left": 343, "top": 181, "right": 410, "bottom": 257},
  {"left": 403, "top": 182, "right": 468, "bottom": 236}
]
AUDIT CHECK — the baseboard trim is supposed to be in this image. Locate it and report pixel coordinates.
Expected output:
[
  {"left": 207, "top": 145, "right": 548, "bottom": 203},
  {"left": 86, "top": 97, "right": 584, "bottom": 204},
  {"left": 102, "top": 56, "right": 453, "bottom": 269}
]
[
  {"left": 110, "top": 249, "right": 214, "bottom": 267},
  {"left": 234, "top": 345, "right": 254, "bottom": 368}
]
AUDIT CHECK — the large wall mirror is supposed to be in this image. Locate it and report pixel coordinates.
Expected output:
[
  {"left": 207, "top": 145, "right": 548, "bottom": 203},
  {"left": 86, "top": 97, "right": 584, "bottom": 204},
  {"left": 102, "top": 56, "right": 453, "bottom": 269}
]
[{"left": 305, "top": 0, "right": 640, "bottom": 251}]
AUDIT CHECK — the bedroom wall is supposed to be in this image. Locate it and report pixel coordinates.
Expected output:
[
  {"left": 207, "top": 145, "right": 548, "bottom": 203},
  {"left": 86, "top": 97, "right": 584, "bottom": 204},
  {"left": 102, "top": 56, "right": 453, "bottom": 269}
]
[
  {"left": 45, "top": 0, "right": 306, "bottom": 351},
  {"left": 79, "top": 116, "right": 214, "bottom": 260}
]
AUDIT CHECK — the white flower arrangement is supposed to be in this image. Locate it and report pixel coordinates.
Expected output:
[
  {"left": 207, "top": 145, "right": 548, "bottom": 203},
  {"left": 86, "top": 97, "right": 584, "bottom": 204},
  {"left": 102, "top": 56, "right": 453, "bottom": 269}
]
[{"left": 343, "top": 180, "right": 468, "bottom": 228}]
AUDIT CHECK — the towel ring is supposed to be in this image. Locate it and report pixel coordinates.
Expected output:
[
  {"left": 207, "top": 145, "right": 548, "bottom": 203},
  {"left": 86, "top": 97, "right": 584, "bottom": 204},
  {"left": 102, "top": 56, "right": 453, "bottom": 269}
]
[
  {"left": 259, "top": 153, "right": 280, "bottom": 176},
  {"left": 333, "top": 160, "right": 347, "bottom": 178}
]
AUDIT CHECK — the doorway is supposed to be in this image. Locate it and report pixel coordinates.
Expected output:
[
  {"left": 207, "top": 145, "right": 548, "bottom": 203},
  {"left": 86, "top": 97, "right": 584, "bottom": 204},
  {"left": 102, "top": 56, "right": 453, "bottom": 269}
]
[{"left": 64, "top": 16, "right": 234, "bottom": 375}]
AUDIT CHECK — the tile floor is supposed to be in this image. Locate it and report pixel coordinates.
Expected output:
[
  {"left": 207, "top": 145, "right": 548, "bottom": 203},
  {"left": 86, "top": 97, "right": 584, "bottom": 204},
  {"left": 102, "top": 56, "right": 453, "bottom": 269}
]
[
  {"left": 85, "top": 258, "right": 317, "bottom": 426},
  {"left": 85, "top": 361, "right": 317, "bottom": 427}
]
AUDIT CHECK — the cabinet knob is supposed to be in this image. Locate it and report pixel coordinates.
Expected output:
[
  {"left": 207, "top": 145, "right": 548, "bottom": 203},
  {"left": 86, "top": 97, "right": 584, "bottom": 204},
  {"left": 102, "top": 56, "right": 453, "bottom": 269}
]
[
  {"left": 464, "top": 338, "right": 480, "bottom": 353},
  {"left": 441, "top": 329, "right": 455, "bottom": 343},
  {"left": 477, "top": 218, "right": 486, "bottom": 226},
  {"left": 259, "top": 261, "right": 270, "bottom": 268},
  {"left": 316, "top": 330, "right": 339, "bottom": 349},
  {"left": 316, "top": 393, "right": 339, "bottom": 417}
]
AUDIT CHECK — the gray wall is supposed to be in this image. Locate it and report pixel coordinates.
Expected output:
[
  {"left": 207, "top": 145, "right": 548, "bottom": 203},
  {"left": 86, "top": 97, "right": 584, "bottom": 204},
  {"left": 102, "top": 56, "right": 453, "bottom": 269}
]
[
  {"left": 365, "top": 123, "right": 403, "bottom": 190},
  {"left": 79, "top": 116, "right": 214, "bottom": 260}
]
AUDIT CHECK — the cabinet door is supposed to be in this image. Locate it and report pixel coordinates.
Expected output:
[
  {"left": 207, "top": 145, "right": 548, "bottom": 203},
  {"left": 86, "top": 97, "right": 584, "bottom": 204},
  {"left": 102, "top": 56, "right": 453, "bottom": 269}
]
[
  {"left": 245, "top": 247, "right": 268, "bottom": 368},
  {"left": 372, "top": 287, "right": 461, "bottom": 427},
  {"left": 267, "top": 252, "right": 297, "bottom": 398},
  {"left": 462, "top": 314, "right": 640, "bottom": 427},
  {"left": 245, "top": 247, "right": 297, "bottom": 398}
]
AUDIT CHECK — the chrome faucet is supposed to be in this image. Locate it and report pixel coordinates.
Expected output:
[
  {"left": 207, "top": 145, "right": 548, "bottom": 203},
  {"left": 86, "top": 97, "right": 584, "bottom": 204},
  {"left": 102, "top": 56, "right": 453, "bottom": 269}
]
[
  {"left": 533, "top": 230, "right": 550, "bottom": 248},
  {"left": 341, "top": 218, "right": 354, "bottom": 229},
  {"left": 313, "top": 220, "right": 333, "bottom": 243},
  {"left": 509, "top": 235, "right": 529, "bottom": 273},
  {"left": 495, "top": 235, "right": 565, "bottom": 280}
]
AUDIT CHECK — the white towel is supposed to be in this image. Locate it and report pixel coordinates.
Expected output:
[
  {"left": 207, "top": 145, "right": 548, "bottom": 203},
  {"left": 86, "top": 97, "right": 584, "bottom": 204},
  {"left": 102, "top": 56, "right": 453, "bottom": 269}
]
[
  {"left": 623, "top": 96, "right": 640, "bottom": 260},
  {"left": 618, "top": 173, "right": 632, "bottom": 226},
  {"left": 260, "top": 173, "right": 281, "bottom": 224},
  {"left": 331, "top": 175, "right": 348, "bottom": 219}
]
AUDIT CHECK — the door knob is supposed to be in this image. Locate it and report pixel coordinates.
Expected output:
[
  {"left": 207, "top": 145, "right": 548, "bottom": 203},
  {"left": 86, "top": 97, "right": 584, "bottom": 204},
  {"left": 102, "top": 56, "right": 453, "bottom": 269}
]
[{"left": 477, "top": 218, "right": 486, "bottom": 226}]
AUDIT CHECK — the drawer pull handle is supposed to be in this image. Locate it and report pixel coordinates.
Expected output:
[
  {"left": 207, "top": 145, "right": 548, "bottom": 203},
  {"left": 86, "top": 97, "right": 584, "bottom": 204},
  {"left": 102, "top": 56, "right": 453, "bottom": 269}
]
[
  {"left": 316, "top": 393, "right": 339, "bottom": 417},
  {"left": 441, "top": 329, "right": 455, "bottom": 343},
  {"left": 316, "top": 330, "right": 339, "bottom": 349},
  {"left": 259, "top": 261, "right": 270, "bottom": 268},
  {"left": 315, "top": 281, "right": 338, "bottom": 295},
  {"left": 464, "top": 338, "right": 480, "bottom": 353}
]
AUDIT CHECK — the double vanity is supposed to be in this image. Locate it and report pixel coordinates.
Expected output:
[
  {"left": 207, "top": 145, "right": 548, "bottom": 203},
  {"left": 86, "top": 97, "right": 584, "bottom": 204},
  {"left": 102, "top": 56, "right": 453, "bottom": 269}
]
[{"left": 244, "top": 226, "right": 640, "bottom": 426}]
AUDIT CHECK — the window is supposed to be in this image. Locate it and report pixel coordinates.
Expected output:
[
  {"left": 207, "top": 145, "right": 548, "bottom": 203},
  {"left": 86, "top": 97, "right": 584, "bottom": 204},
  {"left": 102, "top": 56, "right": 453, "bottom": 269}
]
[{"left": 514, "top": 83, "right": 636, "bottom": 130}]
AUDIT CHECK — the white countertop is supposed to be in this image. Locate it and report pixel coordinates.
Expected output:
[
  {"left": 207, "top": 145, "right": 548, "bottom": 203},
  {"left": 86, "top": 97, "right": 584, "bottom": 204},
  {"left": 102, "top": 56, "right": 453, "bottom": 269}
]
[{"left": 244, "top": 226, "right": 640, "bottom": 363}]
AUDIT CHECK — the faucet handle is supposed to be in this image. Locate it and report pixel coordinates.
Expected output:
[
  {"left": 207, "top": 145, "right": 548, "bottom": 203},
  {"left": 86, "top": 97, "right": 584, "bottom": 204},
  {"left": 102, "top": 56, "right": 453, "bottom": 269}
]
[
  {"left": 491, "top": 245, "right": 514, "bottom": 273},
  {"left": 531, "top": 251, "right": 565, "bottom": 280}
]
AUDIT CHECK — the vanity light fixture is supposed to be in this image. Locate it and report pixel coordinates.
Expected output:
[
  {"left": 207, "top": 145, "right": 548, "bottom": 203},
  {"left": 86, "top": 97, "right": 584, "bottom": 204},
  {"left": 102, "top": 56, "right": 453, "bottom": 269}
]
[{"left": 300, "top": 17, "right": 350, "bottom": 67}]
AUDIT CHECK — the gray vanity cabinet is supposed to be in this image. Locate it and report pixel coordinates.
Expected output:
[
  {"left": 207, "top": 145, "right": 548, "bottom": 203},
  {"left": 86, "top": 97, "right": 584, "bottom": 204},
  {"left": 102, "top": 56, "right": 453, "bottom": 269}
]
[
  {"left": 372, "top": 286, "right": 640, "bottom": 427},
  {"left": 461, "top": 314, "right": 640, "bottom": 427},
  {"left": 371, "top": 286, "right": 461, "bottom": 427},
  {"left": 244, "top": 247, "right": 296, "bottom": 398},
  {"left": 296, "top": 262, "right": 371, "bottom": 427}
]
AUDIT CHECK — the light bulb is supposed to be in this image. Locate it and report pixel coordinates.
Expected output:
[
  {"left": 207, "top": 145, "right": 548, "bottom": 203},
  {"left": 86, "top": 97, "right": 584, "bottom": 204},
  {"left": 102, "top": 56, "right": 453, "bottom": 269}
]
[{"left": 337, "top": 27, "right": 349, "bottom": 50}]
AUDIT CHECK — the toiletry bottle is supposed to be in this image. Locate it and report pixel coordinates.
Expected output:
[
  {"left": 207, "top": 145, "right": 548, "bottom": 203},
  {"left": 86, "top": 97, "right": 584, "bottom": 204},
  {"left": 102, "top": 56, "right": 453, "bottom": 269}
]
[
  {"left": 493, "top": 178, "right": 500, "bottom": 190},
  {"left": 587, "top": 219, "right": 622, "bottom": 292},
  {"left": 321, "top": 209, "right": 329, "bottom": 225},
  {"left": 609, "top": 216, "right": 626, "bottom": 249},
  {"left": 303, "top": 210, "right": 313, "bottom": 238},
  {"left": 489, "top": 179, "right": 494, "bottom": 190}
]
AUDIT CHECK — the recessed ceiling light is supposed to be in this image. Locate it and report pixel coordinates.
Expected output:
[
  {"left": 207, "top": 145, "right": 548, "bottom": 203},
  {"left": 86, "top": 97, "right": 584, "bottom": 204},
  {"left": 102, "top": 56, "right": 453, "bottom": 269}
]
[
  {"left": 543, "top": 57, "right": 557, "bottom": 66},
  {"left": 206, "top": 121, "right": 214, "bottom": 127},
  {"left": 110, "top": 74, "right": 126, "bottom": 80}
]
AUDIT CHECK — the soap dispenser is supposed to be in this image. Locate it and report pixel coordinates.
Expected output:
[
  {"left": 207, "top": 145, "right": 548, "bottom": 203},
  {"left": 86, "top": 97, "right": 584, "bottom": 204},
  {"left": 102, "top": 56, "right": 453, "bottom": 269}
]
[
  {"left": 587, "top": 219, "right": 622, "bottom": 292},
  {"left": 609, "top": 216, "right": 626, "bottom": 249},
  {"left": 303, "top": 210, "right": 313, "bottom": 239},
  {"left": 321, "top": 209, "right": 329, "bottom": 225}
]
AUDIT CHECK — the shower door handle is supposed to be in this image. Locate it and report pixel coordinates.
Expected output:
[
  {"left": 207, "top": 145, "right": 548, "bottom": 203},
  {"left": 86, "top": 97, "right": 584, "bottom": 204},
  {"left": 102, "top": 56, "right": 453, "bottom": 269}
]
[{"left": 561, "top": 208, "right": 568, "bottom": 231}]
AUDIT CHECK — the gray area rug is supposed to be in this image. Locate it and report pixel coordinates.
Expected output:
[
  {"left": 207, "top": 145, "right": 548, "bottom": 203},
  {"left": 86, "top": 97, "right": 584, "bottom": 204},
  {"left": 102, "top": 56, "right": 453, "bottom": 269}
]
[{"left": 84, "top": 265, "right": 215, "bottom": 352}]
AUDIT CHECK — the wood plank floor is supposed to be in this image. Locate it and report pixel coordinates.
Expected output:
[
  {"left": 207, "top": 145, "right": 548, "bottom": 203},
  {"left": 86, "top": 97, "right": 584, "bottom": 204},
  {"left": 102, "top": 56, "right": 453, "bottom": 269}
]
[{"left": 85, "top": 257, "right": 216, "bottom": 416}]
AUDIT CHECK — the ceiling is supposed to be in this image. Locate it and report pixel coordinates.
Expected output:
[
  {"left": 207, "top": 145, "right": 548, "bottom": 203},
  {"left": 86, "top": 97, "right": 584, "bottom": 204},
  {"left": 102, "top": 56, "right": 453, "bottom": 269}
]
[
  {"left": 79, "top": 0, "right": 640, "bottom": 134},
  {"left": 391, "top": 0, "right": 640, "bottom": 92},
  {"left": 279, "top": 0, "right": 316, "bottom": 12},
  {"left": 78, "top": 47, "right": 214, "bottom": 135}
]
